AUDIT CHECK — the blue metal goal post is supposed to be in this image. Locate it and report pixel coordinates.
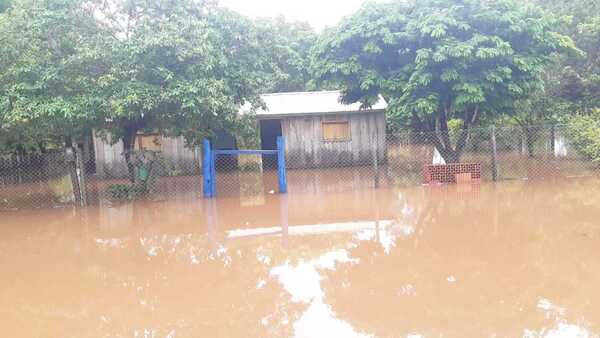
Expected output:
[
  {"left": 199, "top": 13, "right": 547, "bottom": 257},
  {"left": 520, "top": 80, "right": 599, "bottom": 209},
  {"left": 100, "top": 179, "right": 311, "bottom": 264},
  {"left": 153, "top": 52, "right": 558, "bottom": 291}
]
[{"left": 202, "top": 136, "right": 287, "bottom": 198}]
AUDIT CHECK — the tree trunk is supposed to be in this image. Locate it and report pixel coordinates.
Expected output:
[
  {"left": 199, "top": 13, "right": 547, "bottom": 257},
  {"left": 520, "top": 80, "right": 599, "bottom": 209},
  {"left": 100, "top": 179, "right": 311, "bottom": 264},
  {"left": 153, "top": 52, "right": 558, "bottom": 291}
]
[
  {"left": 429, "top": 128, "right": 463, "bottom": 163},
  {"left": 550, "top": 125, "right": 556, "bottom": 156},
  {"left": 444, "top": 149, "right": 461, "bottom": 163},
  {"left": 429, "top": 106, "right": 478, "bottom": 164},
  {"left": 122, "top": 125, "right": 138, "bottom": 183},
  {"left": 525, "top": 127, "right": 535, "bottom": 158}
]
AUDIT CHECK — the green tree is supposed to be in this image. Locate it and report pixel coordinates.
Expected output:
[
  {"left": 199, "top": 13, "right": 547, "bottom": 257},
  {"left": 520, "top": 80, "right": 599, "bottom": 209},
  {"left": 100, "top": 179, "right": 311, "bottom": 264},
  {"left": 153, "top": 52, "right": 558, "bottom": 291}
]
[
  {"left": 527, "top": 0, "right": 600, "bottom": 162},
  {"left": 91, "top": 0, "right": 272, "bottom": 180},
  {"left": 254, "top": 16, "right": 317, "bottom": 93},
  {"left": 0, "top": 0, "right": 107, "bottom": 154},
  {"left": 556, "top": 16, "right": 600, "bottom": 111},
  {"left": 532, "top": 0, "right": 599, "bottom": 113},
  {"left": 510, "top": 94, "right": 556, "bottom": 157},
  {"left": 311, "top": 0, "right": 579, "bottom": 163},
  {"left": 565, "top": 108, "right": 600, "bottom": 163}
]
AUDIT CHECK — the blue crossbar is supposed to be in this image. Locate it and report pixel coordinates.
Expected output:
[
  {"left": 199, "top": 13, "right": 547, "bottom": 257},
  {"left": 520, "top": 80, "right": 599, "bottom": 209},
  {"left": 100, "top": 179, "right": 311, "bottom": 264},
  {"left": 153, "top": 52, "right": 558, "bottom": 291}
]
[
  {"left": 203, "top": 137, "right": 287, "bottom": 198},
  {"left": 213, "top": 149, "right": 278, "bottom": 156}
]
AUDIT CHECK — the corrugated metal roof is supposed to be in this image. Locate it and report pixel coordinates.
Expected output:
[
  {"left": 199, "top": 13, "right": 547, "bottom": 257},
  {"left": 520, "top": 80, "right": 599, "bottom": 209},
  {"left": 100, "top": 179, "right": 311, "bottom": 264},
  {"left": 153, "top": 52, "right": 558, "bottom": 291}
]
[{"left": 240, "top": 90, "right": 387, "bottom": 118}]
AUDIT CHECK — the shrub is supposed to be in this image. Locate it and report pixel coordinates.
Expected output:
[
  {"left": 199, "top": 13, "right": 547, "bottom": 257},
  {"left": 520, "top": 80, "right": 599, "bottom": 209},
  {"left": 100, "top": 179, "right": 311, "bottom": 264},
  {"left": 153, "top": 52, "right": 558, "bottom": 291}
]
[
  {"left": 107, "top": 183, "right": 148, "bottom": 200},
  {"left": 565, "top": 109, "right": 600, "bottom": 163}
]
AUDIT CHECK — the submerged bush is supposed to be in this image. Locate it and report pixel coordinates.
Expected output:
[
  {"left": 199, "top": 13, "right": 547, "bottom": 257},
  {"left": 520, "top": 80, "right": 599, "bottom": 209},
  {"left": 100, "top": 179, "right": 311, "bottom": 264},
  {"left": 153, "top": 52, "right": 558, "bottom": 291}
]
[
  {"left": 0, "top": 197, "right": 15, "bottom": 210},
  {"left": 565, "top": 109, "right": 600, "bottom": 163},
  {"left": 107, "top": 183, "right": 148, "bottom": 200}
]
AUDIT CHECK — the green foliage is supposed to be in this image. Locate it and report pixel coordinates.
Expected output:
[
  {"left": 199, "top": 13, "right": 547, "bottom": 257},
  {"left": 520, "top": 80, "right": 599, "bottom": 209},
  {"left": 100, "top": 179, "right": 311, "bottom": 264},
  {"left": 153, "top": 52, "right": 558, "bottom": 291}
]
[
  {"left": 231, "top": 112, "right": 260, "bottom": 149},
  {"left": 107, "top": 150, "right": 162, "bottom": 200},
  {"left": 97, "top": 0, "right": 271, "bottom": 141},
  {"left": 311, "top": 0, "right": 579, "bottom": 162},
  {"left": 507, "top": 93, "right": 558, "bottom": 157},
  {"left": 565, "top": 109, "right": 600, "bottom": 163},
  {"left": 532, "top": 0, "right": 600, "bottom": 113},
  {"left": 107, "top": 183, "right": 148, "bottom": 200},
  {"left": 2, "top": 0, "right": 593, "bottom": 166},
  {"left": 1, "top": 0, "right": 300, "bottom": 158},
  {"left": 0, "top": 0, "right": 318, "bottom": 160},
  {"left": 254, "top": 16, "right": 317, "bottom": 93},
  {"left": 85, "top": 0, "right": 276, "bottom": 180},
  {"left": 0, "top": 0, "right": 108, "bottom": 153}
]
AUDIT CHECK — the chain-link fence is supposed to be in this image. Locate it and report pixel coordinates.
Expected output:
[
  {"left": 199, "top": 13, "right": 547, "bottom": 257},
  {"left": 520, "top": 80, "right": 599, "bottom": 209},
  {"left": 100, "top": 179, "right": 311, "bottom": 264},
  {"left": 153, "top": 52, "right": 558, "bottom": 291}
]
[
  {"left": 1, "top": 125, "right": 598, "bottom": 210},
  {"left": 384, "top": 125, "right": 599, "bottom": 185}
]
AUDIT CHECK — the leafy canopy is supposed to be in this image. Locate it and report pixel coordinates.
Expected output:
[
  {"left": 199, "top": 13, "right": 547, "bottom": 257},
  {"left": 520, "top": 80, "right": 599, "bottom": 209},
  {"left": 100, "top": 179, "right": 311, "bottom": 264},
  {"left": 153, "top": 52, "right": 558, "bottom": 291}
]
[
  {"left": 0, "top": 0, "right": 107, "bottom": 152},
  {"left": 93, "top": 0, "right": 272, "bottom": 146},
  {"left": 254, "top": 16, "right": 317, "bottom": 93},
  {"left": 532, "top": 0, "right": 600, "bottom": 112},
  {"left": 311, "top": 0, "right": 579, "bottom": 161}
]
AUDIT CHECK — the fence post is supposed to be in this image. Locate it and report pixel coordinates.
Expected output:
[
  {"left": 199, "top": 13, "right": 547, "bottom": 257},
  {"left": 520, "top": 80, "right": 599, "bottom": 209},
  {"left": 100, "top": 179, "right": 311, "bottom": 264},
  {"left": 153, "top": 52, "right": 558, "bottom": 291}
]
[
  {"left": 202, "top": 139, "right": 213, "bottom": 198},
  {"left": 277, "top": 136, "right": 287, "bottom": 194},
  {"left": 491, "top": 126, "right": 498, "bottom": 181},
  {"left": 65, "top": 147, "right": 82, "bottom": 206},
  {"left": 550, "top": 124, "right": 556, "bottom": 155},
  {"left": 210, "top": 147, "right": 216, "bottom": 196},
  {"left": 75, "top": 146, "right": 88, "bottom": 207},
  {"left": 16, "top": 153, "right": 22, "bottom": 184},
  {"left": 372, "top": 144, "right": 379, "bottom": 188}
]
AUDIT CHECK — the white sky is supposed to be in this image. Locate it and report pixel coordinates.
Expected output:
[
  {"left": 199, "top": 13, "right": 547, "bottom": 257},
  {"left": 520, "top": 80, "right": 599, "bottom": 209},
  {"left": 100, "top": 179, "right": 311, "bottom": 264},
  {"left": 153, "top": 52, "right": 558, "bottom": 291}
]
[{"left": 218, "top": 0, "right": 370, "bottom": 30}]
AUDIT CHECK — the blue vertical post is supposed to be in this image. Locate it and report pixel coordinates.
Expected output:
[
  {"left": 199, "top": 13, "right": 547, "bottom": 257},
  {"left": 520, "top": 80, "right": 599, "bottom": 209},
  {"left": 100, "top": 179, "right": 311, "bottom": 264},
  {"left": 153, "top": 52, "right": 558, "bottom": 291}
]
[
  {"left": 277, "top": 136, "right": 287, "bottom": 194},
  {"left": 203, "top": 139, "right": 213, "bottom": 198}
]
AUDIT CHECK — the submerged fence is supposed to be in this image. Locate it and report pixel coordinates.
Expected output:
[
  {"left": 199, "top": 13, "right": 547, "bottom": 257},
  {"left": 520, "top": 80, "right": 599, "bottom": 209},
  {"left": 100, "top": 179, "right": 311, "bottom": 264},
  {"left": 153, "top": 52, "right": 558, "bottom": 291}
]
[{"left": 1, "top": 125, "right": 598, "bottom": 210}]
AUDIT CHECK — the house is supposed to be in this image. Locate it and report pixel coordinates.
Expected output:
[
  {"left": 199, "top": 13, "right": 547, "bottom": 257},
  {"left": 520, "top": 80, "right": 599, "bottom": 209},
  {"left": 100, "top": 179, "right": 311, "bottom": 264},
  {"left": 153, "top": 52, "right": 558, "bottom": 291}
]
[
  {"left": 92, "top": 90, "right": 387, "bottom": 177},
  {"left": 246, "top": 90, "right": 387, "bottom": 169},
  {"left": 92, "top": 131, "right": 201, "bottom": 178}
]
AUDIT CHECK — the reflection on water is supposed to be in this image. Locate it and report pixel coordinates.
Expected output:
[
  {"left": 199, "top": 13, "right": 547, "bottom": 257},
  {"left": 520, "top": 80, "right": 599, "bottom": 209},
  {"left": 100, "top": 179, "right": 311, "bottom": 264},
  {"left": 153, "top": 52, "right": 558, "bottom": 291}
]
[
  {"left": 271, "top": 249, "right": 369, "bottom": 338},
  {"left": 1, "top": 178, "right": 600, "bottom": 337}
]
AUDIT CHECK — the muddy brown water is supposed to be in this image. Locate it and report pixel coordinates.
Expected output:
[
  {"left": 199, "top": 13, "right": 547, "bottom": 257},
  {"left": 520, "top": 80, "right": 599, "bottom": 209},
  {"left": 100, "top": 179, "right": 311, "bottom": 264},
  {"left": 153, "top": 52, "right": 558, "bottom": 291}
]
[{"left": 1, "top": 177, "right": 600, "bottom": 337}]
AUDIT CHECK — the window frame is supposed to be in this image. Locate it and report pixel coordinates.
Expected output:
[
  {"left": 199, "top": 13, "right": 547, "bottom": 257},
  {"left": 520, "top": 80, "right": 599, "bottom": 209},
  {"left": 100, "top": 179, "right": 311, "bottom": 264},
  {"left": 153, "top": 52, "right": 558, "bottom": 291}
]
[
  {"left": 321, "top": 116, "right": 352, "bottom": 142},
  {"left": 136, "top": 133, "right": 162, "bottom": 151}
]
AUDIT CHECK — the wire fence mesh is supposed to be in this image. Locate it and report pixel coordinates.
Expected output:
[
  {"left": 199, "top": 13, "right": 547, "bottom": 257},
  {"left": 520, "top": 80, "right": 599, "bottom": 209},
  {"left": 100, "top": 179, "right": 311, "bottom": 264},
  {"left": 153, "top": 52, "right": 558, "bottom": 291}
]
[{"left": 1, "top": 124, "right": 598, "bottom": 211}]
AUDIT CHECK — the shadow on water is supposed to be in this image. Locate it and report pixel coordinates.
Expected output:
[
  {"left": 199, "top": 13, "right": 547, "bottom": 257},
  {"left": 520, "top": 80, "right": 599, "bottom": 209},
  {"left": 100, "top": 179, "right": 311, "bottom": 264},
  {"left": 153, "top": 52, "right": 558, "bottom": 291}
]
[{"left": 1, "top": 177, "right": 600, "bottom": 337}]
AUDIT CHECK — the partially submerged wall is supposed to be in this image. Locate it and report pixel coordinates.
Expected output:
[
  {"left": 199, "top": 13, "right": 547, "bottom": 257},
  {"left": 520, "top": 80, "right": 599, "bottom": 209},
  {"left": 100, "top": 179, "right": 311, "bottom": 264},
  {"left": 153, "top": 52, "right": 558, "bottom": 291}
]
[
  {"left": 92, "top": 131, "right": 200, "bottom": 179},
  {"left": 281, "top": 111, "right": 386, "bottom": 169}
]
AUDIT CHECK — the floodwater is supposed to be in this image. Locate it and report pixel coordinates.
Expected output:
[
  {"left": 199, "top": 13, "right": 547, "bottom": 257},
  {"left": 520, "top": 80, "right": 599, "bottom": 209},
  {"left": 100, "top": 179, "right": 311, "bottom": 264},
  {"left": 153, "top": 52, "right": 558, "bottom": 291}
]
[{"left": 1, "top": 177, "right": 600, "bottom": 337}]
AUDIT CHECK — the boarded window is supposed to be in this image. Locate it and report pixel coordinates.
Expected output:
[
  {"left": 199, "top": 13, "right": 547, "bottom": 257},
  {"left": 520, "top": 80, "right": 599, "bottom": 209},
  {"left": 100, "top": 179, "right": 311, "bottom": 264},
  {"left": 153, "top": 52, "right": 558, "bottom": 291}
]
[
  {"left": 136, "top": 134, "right": 162, "bottom": 151},
  {"left": 322, "top": 120, "right": 351, "bottom": 141}
]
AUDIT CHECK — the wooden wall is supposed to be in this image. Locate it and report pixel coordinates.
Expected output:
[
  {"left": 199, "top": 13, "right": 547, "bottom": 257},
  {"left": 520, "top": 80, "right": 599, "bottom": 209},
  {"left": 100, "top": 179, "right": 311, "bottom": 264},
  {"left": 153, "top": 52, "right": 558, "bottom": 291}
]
[
  {"left": 92, "top": 131, "right": 200, "bottom": 178},
  {"left": 280, "top": 111, "right": 386, "bottom": 168},
  {"left": 92, "top": 130, "right": 128, "bottom": 178}
]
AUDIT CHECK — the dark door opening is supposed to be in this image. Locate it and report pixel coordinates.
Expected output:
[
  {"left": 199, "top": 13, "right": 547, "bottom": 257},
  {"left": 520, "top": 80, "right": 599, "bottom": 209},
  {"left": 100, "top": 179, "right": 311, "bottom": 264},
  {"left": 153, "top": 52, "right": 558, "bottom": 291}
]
[
  {"left": 259, "top": 119, "right": 282, "bottom": 169},
  {"left": 213, "top": 129, "right": 238, "bottom": 171}
]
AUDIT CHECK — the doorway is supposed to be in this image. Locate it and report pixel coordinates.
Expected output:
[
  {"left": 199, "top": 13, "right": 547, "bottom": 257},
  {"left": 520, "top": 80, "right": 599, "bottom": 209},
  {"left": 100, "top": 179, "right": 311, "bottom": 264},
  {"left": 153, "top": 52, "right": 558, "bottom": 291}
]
[{"left": 259, "top": 119, "right": 282, "bottom": 169}]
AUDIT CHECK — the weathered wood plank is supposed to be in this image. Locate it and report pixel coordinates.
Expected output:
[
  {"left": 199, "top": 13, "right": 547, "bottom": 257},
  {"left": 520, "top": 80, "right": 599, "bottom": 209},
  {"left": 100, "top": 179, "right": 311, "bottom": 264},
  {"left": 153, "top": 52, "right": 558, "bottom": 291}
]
[
  {"left": 92, "top": 130, "right": 199, "bottom": 178},
  {"left": 283, "top": 111, "right": 386, "bottom": 168}
]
